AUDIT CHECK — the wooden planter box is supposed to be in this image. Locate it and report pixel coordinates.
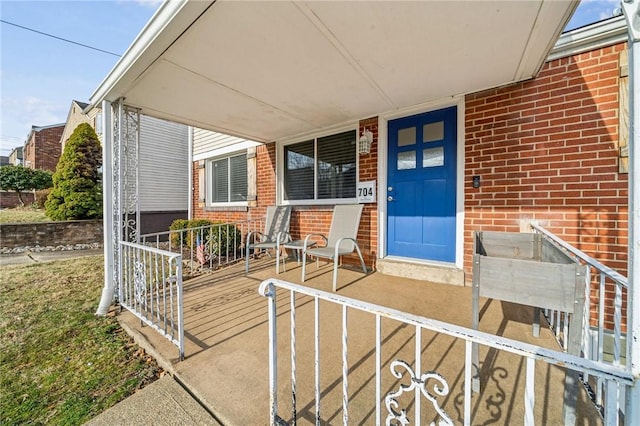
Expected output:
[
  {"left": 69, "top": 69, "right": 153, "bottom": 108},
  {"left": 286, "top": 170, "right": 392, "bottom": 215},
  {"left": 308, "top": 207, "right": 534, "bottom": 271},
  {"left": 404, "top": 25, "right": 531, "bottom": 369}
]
[{"left": 471, "top": 231, "right": 588, "bottom": 424}]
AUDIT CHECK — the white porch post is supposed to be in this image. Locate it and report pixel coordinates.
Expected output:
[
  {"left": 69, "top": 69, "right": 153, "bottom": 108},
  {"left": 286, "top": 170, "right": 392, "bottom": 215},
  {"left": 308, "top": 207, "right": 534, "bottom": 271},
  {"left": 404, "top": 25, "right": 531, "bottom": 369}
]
[
  {"left": 96, "top": 100, "right": 115, "bottom": 316},
  {"left": 622, "top": 0, "right": 640, "bottom": 422},
  {"left": 188, "top": 126, "right": 193, "bottom": 220}
]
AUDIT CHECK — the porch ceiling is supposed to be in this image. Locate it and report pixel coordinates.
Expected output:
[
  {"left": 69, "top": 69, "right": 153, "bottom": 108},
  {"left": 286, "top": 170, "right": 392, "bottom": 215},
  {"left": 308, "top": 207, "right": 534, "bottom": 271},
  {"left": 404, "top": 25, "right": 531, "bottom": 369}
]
[{"left": 91, "top": 0, "right": 578, "bottom": 142}]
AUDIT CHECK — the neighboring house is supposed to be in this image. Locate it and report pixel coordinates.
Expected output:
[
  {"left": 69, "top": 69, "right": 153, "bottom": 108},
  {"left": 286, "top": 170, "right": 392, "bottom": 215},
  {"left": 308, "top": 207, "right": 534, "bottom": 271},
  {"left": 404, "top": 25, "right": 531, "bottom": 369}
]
[
  {"left": 62, "top": 100, "right": 191, "bottom": 234},
  {"left": 59, "top": 100, "right": 94, "bottom": 150},
  {"left": 135, "top": 114, "right": 190, "bottom": 234},
  {"left": 23, "top": 123, "right": 64, "bottom": 172},
  {"left": 8, "top": 147, "right": 23, "bottom": 165},
  {"left": 0, "top": 156, "right": 9, "bottom": 167}
]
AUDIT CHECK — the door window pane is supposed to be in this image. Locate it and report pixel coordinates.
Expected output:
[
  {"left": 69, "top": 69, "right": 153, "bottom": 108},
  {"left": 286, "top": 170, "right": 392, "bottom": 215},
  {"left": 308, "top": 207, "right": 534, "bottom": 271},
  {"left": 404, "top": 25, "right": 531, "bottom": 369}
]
[
  {"left": 423, "top": 147, "right": 444, "bottom": 168},
  {"left": 398, "top": 127, "right": 416, "bottom": 147},
  {"left": 397, "top": 151, "right": 416, "bottom": 170},
  {"left": 423, "top": 121, "right": 444, "bottom": 143}
]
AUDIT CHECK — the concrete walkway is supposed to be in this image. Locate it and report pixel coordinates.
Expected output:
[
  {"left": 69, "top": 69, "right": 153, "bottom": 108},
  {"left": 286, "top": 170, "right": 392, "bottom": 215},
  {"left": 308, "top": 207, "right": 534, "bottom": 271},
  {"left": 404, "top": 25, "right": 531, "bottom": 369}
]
[
  {"left": 0, "top": 248, "right": 104, "bottom": 266},
  {"left": 85, "top": 375, "right": 221, "bottom": 426}
]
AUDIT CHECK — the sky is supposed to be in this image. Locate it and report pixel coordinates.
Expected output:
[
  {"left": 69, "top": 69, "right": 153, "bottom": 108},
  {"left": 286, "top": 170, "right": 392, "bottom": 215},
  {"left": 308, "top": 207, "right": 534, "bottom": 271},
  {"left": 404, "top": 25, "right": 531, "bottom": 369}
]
[{"left": 0, "top": 0, "right": 626, "bottom": 157}]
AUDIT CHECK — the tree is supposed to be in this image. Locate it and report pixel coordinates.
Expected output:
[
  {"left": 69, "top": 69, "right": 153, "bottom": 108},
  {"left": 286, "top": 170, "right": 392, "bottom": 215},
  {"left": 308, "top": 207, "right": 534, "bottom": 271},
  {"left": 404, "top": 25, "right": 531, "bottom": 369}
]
[
  {"left": 0, "top": 165, "right": 53, "bottom": 206},
  {"left": 45, "top": 123, "right": 102, "bottom": 220}
]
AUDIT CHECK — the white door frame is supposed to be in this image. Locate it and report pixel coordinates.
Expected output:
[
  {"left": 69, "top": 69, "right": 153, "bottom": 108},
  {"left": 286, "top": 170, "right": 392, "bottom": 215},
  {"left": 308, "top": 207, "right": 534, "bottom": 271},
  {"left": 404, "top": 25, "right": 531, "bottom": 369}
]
[{"left": 377, "top": 96, "right": 466, "bottom": 269}]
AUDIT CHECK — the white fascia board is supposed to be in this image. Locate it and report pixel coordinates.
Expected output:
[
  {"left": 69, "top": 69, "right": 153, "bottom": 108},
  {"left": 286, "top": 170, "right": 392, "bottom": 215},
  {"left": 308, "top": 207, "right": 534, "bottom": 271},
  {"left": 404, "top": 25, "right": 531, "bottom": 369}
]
[
  {"left": 192, "top": 141, "right": 262, "bottom": 162},
  {"left": 549, "top": 16, "right": 627, "bottom": 61},
  {"left": 88, "top": 0, "right": 213, "bottom": 108}
]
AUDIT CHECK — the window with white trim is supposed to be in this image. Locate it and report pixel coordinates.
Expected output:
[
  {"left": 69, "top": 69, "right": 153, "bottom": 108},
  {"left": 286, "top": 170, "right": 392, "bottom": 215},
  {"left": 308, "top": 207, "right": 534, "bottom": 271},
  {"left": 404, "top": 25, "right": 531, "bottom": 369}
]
[
  {"left": 283, "top": 130, "right": 357, "bottom": 202},
  {"left": 206, "top": 152, "right": 247, "bottom": 205}
]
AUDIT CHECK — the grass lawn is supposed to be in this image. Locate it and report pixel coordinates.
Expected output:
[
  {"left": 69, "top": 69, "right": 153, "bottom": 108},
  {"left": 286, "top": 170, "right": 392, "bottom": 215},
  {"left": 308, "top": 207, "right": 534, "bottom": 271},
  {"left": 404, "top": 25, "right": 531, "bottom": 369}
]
[
  {"left": 0, "top": 206, "right": 50, "bottom": 224},
  {"left": 0, "top": 255, "right": 162, "bottom": 424}
]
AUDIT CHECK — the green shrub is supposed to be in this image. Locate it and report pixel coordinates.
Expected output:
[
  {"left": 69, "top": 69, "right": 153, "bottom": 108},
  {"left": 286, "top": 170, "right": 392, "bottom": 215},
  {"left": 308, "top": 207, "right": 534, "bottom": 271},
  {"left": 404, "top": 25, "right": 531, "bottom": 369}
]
[
  {"left": 34, "top": 189, "right": 51, "bottom": 209},
  {"left": 45, "top": 123, "right": 102, "bottom": 220},
  {"left": 169, "top": 219, "right": 189, "bottom": 247},
  {"left": 205, "top": 221, "right": 242, "bottom": 256},
  {"left": 168, "top": 218, "right": 242, "bottom": 256},
  {"left": 0, "top": 165, "right": 52, "bottom": 207}
]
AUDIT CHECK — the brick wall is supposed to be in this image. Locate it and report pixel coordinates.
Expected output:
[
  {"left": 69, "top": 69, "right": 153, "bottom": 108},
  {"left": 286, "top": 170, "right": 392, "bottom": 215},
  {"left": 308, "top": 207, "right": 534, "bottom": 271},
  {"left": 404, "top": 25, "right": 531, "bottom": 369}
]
[
  {"left": 0, "top": 191, "right": 35, "bottom": 208},
  {"left": 1, "top": 220, "right": 103, "bottom": 248},
  {"left": 465, "top": 43, "right": 628, "bottom": 330},
  {"left": 24, "top": 125, "right": 64, "bottom": 172}
]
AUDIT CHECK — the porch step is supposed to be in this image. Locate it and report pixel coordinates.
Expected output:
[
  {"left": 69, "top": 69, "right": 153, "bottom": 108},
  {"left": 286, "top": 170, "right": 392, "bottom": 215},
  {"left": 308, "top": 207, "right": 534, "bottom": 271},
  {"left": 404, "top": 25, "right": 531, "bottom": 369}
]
[{"left": 376, "top": 258, "right": 465, "bottom": 286}]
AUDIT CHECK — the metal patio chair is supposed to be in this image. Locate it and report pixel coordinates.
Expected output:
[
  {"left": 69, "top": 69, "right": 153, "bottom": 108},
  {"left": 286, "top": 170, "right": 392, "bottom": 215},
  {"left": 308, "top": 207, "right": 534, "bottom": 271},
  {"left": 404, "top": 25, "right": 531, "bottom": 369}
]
[
  {"left": 301, "top": 204, "right": 367, "bottom": 291},
  {"left": 245, "top": 206, "right": 292, "bottom": 274}
]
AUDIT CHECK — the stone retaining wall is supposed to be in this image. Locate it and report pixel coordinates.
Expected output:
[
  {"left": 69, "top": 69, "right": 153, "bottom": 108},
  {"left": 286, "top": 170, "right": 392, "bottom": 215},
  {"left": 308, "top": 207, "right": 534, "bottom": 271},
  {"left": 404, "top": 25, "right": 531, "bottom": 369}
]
[{"left": 0, "top": 220, "right": 103, "bottom": 248}]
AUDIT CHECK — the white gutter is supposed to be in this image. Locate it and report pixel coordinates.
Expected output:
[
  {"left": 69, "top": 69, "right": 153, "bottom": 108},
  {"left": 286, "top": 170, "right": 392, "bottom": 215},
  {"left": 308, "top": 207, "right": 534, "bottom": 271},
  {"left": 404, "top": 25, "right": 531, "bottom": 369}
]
[
  {"left": 548, "top": 15, "right": 627, "bottom": 61},
  {"left": 187, "top": 126, "right": 193, "bottom": 220},
  {"left": 622, "top": 0, "right": 640, "bottom": 422},
  {"left": 96, "top": 100, "right": 114, "bottom": 316}
]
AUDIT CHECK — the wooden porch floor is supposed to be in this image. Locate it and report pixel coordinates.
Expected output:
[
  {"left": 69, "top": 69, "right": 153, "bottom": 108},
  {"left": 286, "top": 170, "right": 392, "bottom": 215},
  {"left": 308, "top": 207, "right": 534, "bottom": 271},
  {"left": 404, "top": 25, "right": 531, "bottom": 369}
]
[{"left": 120, "top": 255, "right": 603, "bottom": 425}]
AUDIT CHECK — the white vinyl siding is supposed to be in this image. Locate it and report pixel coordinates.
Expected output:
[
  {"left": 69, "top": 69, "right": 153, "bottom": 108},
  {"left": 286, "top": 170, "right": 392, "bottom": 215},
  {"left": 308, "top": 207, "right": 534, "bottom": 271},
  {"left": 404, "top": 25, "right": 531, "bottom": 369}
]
[
  {"left": 193, "top": 127, "right": 261, "bottom": 160},
  {"left": 139, "top": 115, "right": 189, "bottom": 211}
]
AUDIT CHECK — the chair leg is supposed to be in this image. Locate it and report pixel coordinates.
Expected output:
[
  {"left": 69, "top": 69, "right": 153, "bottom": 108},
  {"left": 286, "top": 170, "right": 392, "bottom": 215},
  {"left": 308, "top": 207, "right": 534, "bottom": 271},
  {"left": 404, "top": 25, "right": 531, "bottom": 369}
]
[
  {"left": 245, "top": 247, "right": 250, "bottom": 273},
  {"left": 332, "top": 256, "right": 339, "bottom": 292},
  {"left": 276, "top": 245, "right": 280, "bottom": 274},
  {"left": 301, "top": 250, "right": 307, "bottom": 282},
  {"left": 354, "top": 243, "right": 367, "bottom": 274}
]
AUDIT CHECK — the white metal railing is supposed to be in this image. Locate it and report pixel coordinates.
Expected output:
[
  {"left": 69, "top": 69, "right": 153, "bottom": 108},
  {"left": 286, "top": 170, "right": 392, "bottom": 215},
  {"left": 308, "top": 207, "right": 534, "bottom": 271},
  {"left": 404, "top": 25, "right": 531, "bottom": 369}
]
[
  {"left": 259, "top": 279, "right": 633, "bottom": 426},
  {"left": 141, "top": 218, "right": 265, "bottom": 271},
  {"left": 531, "top": 223, "right": 629, "bottom": 413},
  {"left": 119, "top": 241, "right": 184, "bottom": 360}
]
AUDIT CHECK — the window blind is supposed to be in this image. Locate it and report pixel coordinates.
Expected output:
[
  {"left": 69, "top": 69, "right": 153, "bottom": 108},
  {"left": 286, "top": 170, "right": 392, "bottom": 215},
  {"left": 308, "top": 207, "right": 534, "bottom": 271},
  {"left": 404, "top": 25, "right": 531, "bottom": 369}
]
[
  {"left": 284, "top": 140, "right": 314, "bottom": 200},
  {"left": 230, "top": 154, "right": 247, "bottom": 201}
]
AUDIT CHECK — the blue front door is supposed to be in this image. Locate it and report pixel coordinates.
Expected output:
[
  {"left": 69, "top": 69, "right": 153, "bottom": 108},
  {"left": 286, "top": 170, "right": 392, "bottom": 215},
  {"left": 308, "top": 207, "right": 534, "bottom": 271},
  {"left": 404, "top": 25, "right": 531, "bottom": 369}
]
[{"left": 387, "top": 107, "right": 457, "bottom": 262}]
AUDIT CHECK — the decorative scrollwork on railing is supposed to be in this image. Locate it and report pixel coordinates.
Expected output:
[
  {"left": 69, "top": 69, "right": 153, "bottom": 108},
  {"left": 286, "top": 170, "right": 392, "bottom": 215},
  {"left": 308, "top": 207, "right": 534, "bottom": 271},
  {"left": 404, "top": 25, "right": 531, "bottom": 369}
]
[
  {"left": 126, "top": 218, "right": 138, "bottom": 243},
  {"left": 385, "top": 360, "right": 453, "bottom": 426},
  {"left": 204, "top": 231, "right": 216, "bottom": 255},
  {"left": 133, "top": 261, "right": 147, "bottom": 307}
]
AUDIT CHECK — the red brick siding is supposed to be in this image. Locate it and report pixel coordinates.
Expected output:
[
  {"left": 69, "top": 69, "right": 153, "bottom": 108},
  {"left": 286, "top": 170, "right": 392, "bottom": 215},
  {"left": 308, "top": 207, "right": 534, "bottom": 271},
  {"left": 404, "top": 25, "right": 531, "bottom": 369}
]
[
  {"left": 24, "top": 125, "right": 64, "bottom": 172},
  {"left": 465, "top": 43, "right": 628, "bottom": 330}
]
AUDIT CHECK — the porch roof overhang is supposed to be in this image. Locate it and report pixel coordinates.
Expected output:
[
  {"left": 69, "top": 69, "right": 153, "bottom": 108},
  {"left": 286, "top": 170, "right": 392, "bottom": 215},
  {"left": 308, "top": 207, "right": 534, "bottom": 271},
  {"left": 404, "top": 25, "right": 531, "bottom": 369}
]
[{"left": 89, "top": 0, "right": 578, "bottom": 143}]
